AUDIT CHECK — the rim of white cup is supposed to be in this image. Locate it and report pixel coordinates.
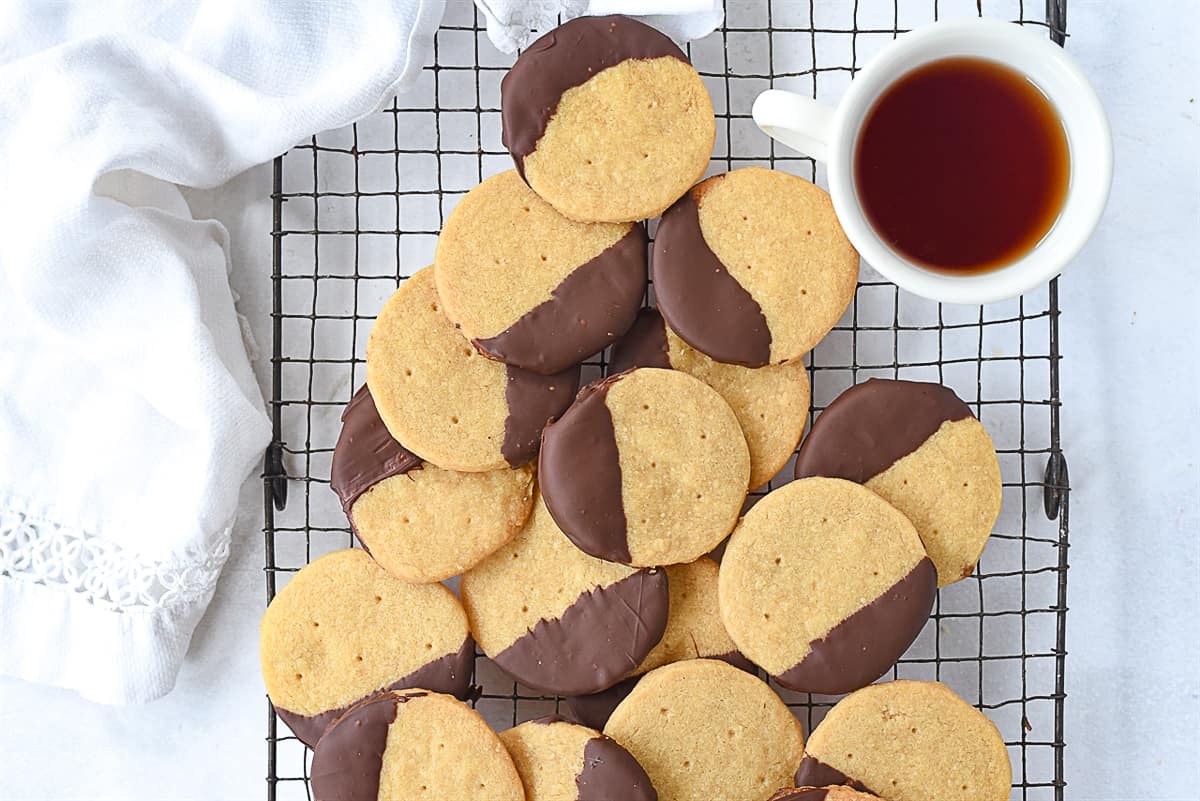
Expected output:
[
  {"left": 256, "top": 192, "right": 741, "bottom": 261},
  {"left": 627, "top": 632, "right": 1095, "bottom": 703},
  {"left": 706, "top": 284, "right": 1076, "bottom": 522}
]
[{"left": 825, "top": 18, "right": 1112, "bottom": 305}]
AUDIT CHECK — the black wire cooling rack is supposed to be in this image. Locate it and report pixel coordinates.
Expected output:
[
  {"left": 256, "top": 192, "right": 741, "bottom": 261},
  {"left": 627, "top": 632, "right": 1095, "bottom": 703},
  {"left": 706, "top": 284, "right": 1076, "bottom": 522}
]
[{"left": 262, "top": 2, "right": 1072, "bottom": 799}]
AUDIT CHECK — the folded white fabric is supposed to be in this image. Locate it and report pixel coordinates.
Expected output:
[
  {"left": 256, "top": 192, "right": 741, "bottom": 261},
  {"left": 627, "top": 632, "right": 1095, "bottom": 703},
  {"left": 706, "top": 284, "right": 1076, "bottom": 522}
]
[
  {"left": 476, "top": 0, "right": 723, "bottom": 53},
  {"left": 0, "top": 0, "right": 444, "bottom": 704}
]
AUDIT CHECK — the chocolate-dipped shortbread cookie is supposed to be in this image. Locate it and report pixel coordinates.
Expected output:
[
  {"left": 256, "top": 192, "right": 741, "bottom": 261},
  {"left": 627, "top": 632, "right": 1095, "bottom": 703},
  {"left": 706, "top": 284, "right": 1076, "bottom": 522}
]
[
  {"left": 609, "top": 307, "right": 810, "bottom": 489},
  {"left": 795, "top": 681, "right": 1011, "bottom": 801},
  {"left": 605, "top": 659, "right": 804, "bottom": 801},
  {"left": 259, "top": 549, "right": 473, "bottom": 747},
  {"left": 460, "top": 491, "right": 668, "bottom": 696},
  {"left": 366, "top": 266, "right": 579, "bottom": 472},
  {"left": 311, "top": 691, "right": 523, "bottom": 801},
  {"left": 435, "top": 170, "right": 647, "bottom": 375},
  {"left": 501, "top": 15, "right": 715, "bottom": 223},
  {"left": 794, "top": 379, "right": 1002, "bottom": 586},
  {"left": 330, "top": 385, "right": 535, "bottom": 583},
  {"left": 539, "top": 368, "right": 750, "bottom": 567},
  {"left": 500, "top": 717, "right": 658, "bottom": 801},
  {"left": 719, "top": 477, "right": 935, "bottom": 695},
  {"left": 566, "top": 557, "right": 755, "bottom": 730},
  {"left": 652, "top": 167, "right": 859, "bottom": 367}
]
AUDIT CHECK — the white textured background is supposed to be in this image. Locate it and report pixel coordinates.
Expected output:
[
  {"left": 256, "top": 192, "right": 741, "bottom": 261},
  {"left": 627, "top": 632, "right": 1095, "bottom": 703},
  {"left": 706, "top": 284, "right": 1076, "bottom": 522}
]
[{"left": 1, "top": 0, "right": 1197, "bottom": 799}]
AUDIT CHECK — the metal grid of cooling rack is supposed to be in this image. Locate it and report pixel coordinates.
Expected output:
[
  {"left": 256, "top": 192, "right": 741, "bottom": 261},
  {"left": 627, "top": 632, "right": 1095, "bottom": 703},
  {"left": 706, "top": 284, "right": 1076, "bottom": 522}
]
[{"left": 263, "top": 1, "right": 1072, "bottom": 799}]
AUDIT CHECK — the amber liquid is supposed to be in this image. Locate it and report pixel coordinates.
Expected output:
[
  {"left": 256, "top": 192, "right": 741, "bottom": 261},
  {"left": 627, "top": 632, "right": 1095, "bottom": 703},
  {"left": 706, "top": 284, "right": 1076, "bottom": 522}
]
[{"left": 855, "top": 57, "right": 1070, "bottom": 274}]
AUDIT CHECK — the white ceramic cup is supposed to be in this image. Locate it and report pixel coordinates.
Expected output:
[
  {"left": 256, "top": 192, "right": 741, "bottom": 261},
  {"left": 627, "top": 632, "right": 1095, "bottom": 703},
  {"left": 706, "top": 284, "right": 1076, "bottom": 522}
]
[{"left": 752, "top": 18, "right": 1111, "bottom": 304}]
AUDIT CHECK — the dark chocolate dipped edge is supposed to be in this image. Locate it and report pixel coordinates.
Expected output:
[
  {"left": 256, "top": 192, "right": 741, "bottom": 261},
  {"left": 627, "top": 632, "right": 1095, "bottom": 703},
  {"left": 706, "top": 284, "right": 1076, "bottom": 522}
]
[
  {"left": 310, "top": 691, "right": 419, "bottom": 801},
  {"left": 330, "top": 385, "right": 423, "bottom": 512},
  {"left": 274, "top": 638, "right": 474, "bottom": 748},
  {"left": 538, "top": 373, "right": 630, "bottom": 562},
  {"left": 768, "top": 789, "right": 831, "bottom": 801},
  {"left": 501, "top": 15, "right": 689, "bottom": 177},
  {"left": 565, "top": 650, "right": 755, "bottom": 730},
  {"left": 794, "top": 756, "right": 875, "bottom": 795},
  {"left": 794, "top": 378, "right": 974, "bottom": 483},
  {"left": 652, "top": 190, "right": 772, "bottom": 367},
  {"left": 490, "top": 569, "right": 668, "bottom": 697},
  {"left": 476, "top": 225, "right": 648, "bottom": 376},
  {"left": 501, "top": 362, "right": 582, "bottom": 467},
  {"left": 607, "top": 307, "right": 671, "bottom": 376},
  {"left": 565, "top": 676, "right": 640, "bottom": 731},
  {"left": 774, "top": 558, "right": 937, "bottom": 695},
  {"left": 577, "top": 732, "right": 659, "bottom": 801}
]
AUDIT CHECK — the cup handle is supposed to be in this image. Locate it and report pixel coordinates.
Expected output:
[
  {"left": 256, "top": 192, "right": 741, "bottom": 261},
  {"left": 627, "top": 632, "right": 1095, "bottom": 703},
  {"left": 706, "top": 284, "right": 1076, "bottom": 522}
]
[{"left": 752, "top": 89, "right": 836, "bottom": 163}]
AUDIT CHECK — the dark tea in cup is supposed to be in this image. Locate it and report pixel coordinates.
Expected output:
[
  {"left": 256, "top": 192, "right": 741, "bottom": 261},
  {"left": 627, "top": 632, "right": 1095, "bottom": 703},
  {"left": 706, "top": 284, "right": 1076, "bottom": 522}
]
[{"left": 854, "top": 57, "right": 1070, "bottom": 274}]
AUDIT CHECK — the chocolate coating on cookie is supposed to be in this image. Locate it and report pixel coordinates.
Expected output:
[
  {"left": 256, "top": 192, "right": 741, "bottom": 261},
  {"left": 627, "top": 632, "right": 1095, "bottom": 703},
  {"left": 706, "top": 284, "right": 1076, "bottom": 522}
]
[
  {"left": 775, "top": 558, "right": 936, "bottom": 694},
  {"left": 794, "top": 759, "right": 874, "bottom": 794},
  {"left": 330, "top": 385, "right": 422, "bottom": 511},
  {"left": 653, "top": 191, "right": 772, "bottom": 367},
  {"left": 491, "top": 569, "right": 668, "bottom": 696},
  {"left": 502, "top": 362, "right": 582, "bottom": 466},
  {"left": 794, "top": 378, "right": 973, "bottom": 482},
  {"left": 310, "top": 691, "right": 411, "bottom": 801},
  {"left": 538, "top": 375, "right": 631, "bottom": 562},
  {"left": 502, "top": 15, "right": 688, "bottom": 177},
  {"left": 273, "top": 639, "right": 474, "bottom": 748},
  {"left": 579, "top": 734, "right": 659, "bottom": 801},
  {"left": 608, "top": 307, "right": 671, "bottom": 374},
  {"left": 477, "top": 225, "right": 648, "bottom": 375}
]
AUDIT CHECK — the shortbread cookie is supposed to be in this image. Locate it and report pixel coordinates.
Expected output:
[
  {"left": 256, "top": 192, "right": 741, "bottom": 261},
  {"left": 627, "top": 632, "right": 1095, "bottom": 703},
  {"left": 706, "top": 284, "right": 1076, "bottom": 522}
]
[
  {"left": 566, "top": 557, "right": 754, "bottom": 730},
  {"left": 502, "top": 15, "right": 715, "bottom": 223},
  {"left": 500, "top": 717, "right": 657, "bottom": 801},
  {"left": 770, "top": 788, "right": 881, "bottom": 801},
  {"left": 311, "top": 691, "right": 523, "bottom": 801},
  {"left": 609, "top": 308, "right": 810, "bottom": 488},
  {"left": 719, "top": 477, "right": 935, "bottom": 695},
  {"left": 794, "top": 379, "right": 1002, "bottom": 586},
  {"left": 540, "top": 368, "right": 749, "bottom": 566},
  {"left": 259, "top": 549, "right": 473, "bottom": 747},
  {"left": 435, "top": 170, "right": 647, "bottom": 375},
  {"left": 795, "top": 680, "right": 1011, "bottom": 801},
  {"left": 605, "top": 659, "right": 804, "bottom": 801},
  {"left": 653, "top": 167, "right": 859, "bottom": 366},
  {"left": 460, "top": 492, "right": 668, "bottom": 696},
  {"left": 366, "top": 266, "right": 579, "bottom": 471},
  {"left": 331, "top": 385, "right": 535, "bottom": 582}
]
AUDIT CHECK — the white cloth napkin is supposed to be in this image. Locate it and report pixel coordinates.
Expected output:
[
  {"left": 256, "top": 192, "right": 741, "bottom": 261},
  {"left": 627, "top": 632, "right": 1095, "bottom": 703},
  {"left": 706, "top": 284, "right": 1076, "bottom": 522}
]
[
  {"left": 476, "top": 0, "right": 723, "bottom": 52},
  {"left": 0, "top": 0, "right": 444, "bottom": 705}
]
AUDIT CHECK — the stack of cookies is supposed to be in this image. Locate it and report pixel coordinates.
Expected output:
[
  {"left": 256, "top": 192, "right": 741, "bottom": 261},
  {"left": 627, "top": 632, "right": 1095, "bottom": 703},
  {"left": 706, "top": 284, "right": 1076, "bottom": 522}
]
[{"left": 259, "top": 15, "right": 1009, "bottom": 801}]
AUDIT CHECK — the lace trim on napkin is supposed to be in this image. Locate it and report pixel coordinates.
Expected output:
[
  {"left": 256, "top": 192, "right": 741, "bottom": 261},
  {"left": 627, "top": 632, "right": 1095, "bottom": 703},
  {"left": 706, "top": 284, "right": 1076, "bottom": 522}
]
[{"left": 0, "top": 507, "right": 228, "bottom": 613}]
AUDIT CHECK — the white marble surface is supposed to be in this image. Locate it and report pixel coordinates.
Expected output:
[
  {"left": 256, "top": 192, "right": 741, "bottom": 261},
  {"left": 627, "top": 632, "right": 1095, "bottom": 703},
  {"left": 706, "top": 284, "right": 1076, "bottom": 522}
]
[{"left": 1, "top": 0, "right": 1198, "bottom": 799}]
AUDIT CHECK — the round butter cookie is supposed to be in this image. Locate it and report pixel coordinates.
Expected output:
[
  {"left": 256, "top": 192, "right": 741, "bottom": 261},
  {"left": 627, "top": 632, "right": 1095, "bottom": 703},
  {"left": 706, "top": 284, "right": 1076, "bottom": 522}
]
[
  {"left": 539, "top": 368, "right": 750, "bottom": 567},
  {"left": 311, "top": 690, "right": 523, "bottom": 801},
  {"left": 609, "top": 307, "right": 810, "bottom": 488},
  {"left": 331, "top": 385, "right": 535, "bottom": 583},
  {"left": 652, "top": 167, "right": 859, "bottom": 367},
  {"left": 719, "top": 477, "right": 935, "bottom": 695},
  {"left": 501, "top": 15, "right": 715, "bottom": 223},
  {"left": 794, "top": 379, "right": 1002, "bottom": 586},
  {"left": 499, "top": 717, "right": 657, "bottom": 801},
  {"left": 435, "top": 170, "right": 647, "bottom": 375},
  {"left": 259, "top": 549, "right": 473, "bottom": 747},
  {"left": 770, "top": 788, "right": 881, "bottom": 801},
  {"left": 460, "top": 491, "right": 668, "bottom": 696},
  {"left": 605, "top": 659, "right": 804, "bottom": 801},
  {"left": 795, "top": 680, "right": 1011, "bottom": 801},
  {"left": 366, "top": 266, "right": 579, "bottom": 472},
  {"left": 566, "top": 557, "right": 754, "bottom": 730}
]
